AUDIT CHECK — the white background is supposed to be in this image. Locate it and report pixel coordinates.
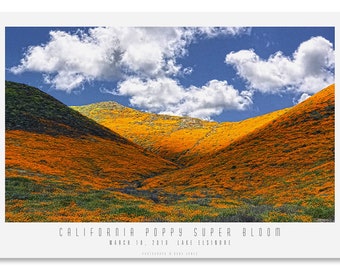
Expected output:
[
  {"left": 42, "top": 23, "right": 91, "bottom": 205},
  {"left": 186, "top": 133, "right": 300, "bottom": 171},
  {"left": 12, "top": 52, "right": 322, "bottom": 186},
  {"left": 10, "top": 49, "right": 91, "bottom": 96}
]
[{"left": 1, "top": 0, "right": 340, "bottom": 269}]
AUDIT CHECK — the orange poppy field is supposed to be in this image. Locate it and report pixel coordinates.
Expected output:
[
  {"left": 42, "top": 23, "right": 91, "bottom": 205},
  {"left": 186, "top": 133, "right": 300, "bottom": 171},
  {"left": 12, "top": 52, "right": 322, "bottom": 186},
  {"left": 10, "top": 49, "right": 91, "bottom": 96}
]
[{"left": 5, "top": 81, "right": 334, "bottom": 222}]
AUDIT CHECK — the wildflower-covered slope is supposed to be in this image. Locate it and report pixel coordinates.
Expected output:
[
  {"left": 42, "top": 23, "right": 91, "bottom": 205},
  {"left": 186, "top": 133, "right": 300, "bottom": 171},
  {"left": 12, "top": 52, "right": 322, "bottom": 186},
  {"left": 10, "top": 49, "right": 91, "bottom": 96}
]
[
  {"left": 142, "top": 84, "right": 335, "bottom": 221},
  {"left": 5, "top": 81, "right": 177, "bottom": 221},
  {"left": 73, "top": 101, "right": 289, "bottom": 165},
  {"left": 6, "top": 81, "right": 334, "bottom": 222}
]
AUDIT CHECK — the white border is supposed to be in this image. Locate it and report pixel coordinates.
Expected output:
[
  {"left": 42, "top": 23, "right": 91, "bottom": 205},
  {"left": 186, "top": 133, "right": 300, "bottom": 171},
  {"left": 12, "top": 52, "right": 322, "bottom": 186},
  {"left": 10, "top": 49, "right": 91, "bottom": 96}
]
[
  {"left": 0, "top": 12, "right": 339, "bottom": 258},
  {"left": 0, "top": 0, "right": 339, "bottom": 13}
]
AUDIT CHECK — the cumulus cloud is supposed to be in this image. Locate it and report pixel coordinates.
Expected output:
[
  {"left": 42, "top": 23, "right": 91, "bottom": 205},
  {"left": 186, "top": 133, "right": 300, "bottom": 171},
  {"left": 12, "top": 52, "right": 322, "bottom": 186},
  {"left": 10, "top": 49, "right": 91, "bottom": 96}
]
[
  {"left": 10, "top": 29, "right": 123, "bottom": 92},
  {"left": 9, "top": 26, "right": 252, "bottom": 119},
  {"left": 225, "top": 36, "right": 334, "bottom": 94},
  {"left": 294, "top": 93, "right": 311, "bottom": 104},
  {"left": 116, "top": 77, "right": 252, "bottom": 120},
  {"left": 10, "top": 27, "right": 249, "bottom": 92},
  {"left": 196, "top": 27, "right": 251, "bottom": 38}
]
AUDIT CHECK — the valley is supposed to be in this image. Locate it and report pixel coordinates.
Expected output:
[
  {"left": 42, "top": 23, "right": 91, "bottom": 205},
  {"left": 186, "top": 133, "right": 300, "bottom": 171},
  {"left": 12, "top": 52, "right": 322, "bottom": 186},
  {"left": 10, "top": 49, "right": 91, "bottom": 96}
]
[{"left": 5, "top": 81, "right": 335, "bottom": 222}]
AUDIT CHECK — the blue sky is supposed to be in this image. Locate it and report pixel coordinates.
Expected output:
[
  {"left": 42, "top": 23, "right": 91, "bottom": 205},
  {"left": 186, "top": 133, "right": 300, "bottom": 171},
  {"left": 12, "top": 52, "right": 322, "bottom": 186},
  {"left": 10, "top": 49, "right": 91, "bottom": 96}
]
[{"left": 6, "top": 27, "right": 334, "bottom": 122}]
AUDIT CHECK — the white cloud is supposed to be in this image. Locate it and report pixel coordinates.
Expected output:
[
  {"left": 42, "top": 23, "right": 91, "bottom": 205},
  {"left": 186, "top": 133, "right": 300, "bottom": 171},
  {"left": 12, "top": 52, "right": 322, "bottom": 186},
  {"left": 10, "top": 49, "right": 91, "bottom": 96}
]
[
  {"left": 294, "top": 93, "right": 311, "bottom": 104},
  {"left": 116, "top": 77, "right": 184, "bottom": 112},
  {"left": 9, "top": 26, "right": 252, "bottom": 119},
  {"left": 116, "top": 77, "right": 252, "bottom": 120},
  {"left": 43, "top": 72, "right": 86, "bottom": 92},
  {"left": 196, "top": 27, "right": 251, "bottom": 38},
  {"left": 11, "top": 27, "right": 249, "bottom": 92},
  {"left": 225, "top": 36, "right": 334, "bottom": 94},
  {"left": 10, "top": 29, "right": 123, "bottom": 92}
]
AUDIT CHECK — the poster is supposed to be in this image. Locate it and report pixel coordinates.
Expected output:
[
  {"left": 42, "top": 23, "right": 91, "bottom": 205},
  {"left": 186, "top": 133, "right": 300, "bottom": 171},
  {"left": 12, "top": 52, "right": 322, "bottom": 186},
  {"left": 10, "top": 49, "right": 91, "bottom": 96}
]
[{"left": 0, "top": 12, "right": 339, "bottom": 258}]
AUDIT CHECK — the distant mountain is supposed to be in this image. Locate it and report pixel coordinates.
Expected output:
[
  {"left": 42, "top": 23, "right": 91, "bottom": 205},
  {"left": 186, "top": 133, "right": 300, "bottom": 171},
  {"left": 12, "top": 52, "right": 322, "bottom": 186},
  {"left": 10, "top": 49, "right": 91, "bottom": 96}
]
[{"left": 72, "top": 101, "right": 289, "bottom": 165}]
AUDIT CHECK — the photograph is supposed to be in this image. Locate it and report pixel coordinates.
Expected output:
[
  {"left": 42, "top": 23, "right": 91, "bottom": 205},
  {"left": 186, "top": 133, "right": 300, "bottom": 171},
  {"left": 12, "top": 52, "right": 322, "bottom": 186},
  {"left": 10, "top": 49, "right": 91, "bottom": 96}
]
[{"left": 5, "top": 26, "right": 334, "bottom": 223}]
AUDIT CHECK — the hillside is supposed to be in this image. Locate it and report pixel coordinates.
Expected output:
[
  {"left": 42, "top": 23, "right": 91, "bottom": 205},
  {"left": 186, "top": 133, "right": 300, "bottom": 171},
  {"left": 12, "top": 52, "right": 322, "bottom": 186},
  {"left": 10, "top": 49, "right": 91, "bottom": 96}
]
[
  {"left": 72, "top": 101, "right": 289, "bottom": 165},
  {"left": 5, "top": 81, "right": 334, "bottom": 222},
  {"left": 141, "top": 84, "right": 335, "bottom": 221},
  {"left": 5, "top": 81, "right": 177, "bottom": 222},
  {"left": 6, "top": 81, "right": 126, "bottom": 141}
]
